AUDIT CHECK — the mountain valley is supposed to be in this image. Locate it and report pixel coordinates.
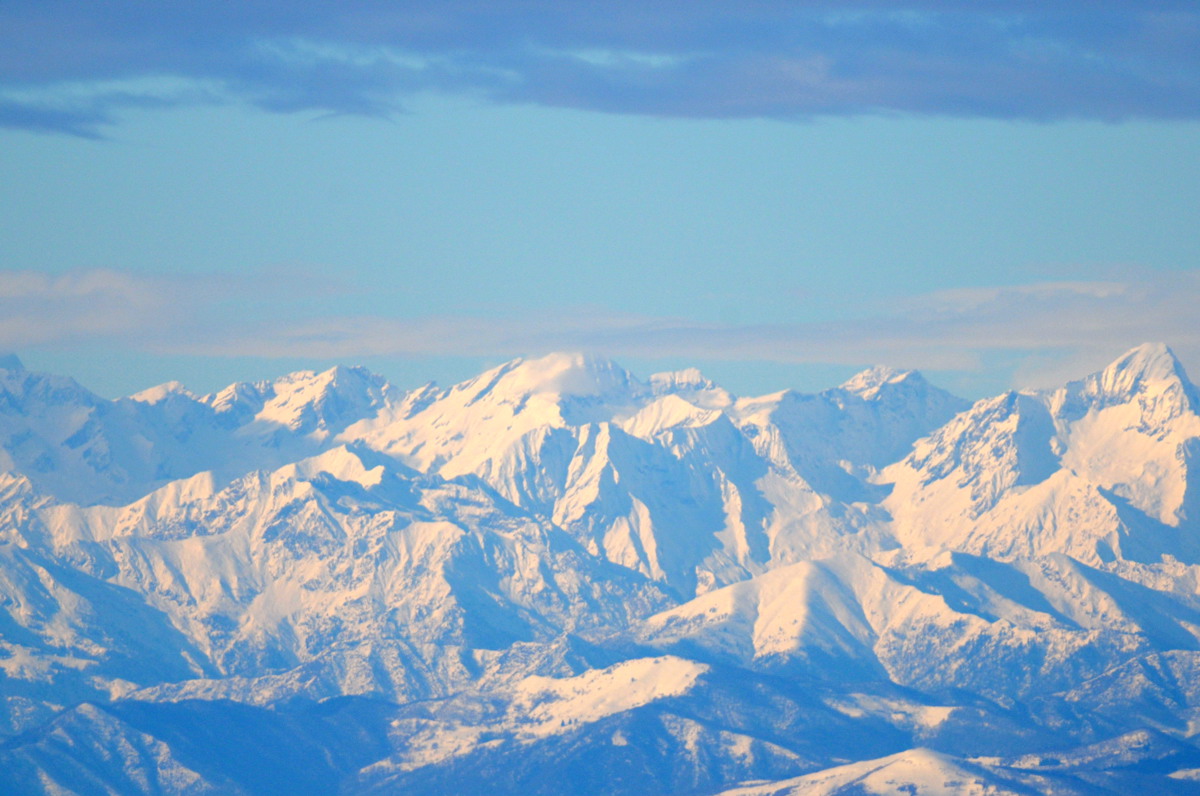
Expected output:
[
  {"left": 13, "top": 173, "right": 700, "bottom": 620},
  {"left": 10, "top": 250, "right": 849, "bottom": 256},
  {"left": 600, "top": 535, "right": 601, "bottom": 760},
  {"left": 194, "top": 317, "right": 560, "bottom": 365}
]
[{"left": 1, "top": 345, "right": 1200, "bottom": 793}]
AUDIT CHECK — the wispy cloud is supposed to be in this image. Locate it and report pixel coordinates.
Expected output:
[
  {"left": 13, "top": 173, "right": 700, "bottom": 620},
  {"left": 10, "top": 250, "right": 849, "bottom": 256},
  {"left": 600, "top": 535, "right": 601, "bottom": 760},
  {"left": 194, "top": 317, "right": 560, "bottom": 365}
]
[
  {"left": 0, "top": 270, "right": 181, "bottom": 347},
  {"left": 0, "top": 269, "right": 303, "bottom": 350},
  {"left": 11, "top": 267, "right": 1193, "bottom": 390},
  {"left": 4, "top": 267, "right": 1195, "bottom": 388},
  {"left": 2, "top": 2, "right": 1198, "bottom": 136},
  {"left": 231, "top": 273, "right": 1200, "bottom": 376}
]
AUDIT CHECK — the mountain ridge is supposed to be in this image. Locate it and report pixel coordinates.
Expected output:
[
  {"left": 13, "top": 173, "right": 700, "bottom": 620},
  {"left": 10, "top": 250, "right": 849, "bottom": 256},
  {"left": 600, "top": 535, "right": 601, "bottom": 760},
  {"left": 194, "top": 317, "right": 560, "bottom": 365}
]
[{"left": 1, "top": 343, "right": 1199, "bottom": 794}]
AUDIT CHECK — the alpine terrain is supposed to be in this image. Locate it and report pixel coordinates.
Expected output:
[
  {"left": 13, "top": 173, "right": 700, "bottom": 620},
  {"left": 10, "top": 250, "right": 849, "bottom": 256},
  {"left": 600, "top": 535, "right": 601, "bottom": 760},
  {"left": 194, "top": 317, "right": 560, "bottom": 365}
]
[{"left": 1, "top": 343, "right": 1200, "bottom": 794}]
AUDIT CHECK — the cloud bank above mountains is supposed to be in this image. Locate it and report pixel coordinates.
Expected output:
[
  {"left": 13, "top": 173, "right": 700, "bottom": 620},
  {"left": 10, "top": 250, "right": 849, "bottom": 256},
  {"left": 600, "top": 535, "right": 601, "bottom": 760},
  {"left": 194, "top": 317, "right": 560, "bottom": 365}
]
[
  {"left": 5, "top": 267, "right": 1198, "bottom": 392},
  {"left": 3, "top": 1, "right": 1199, "bottom": 136}
]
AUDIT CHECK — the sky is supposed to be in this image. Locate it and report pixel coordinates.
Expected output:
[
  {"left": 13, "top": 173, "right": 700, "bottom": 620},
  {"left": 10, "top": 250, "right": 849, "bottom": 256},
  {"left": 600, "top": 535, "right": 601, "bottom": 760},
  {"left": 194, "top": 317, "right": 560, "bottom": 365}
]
[{"left": 2, "top": 1, "right": 1199, "bottom": 399}]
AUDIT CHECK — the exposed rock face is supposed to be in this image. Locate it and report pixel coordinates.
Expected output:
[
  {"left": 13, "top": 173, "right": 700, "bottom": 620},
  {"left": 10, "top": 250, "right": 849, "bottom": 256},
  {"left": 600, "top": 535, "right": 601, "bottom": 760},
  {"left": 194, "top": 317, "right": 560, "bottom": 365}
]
[{"left": 3, "top": 344, "right": 1200, "bottom": 794}]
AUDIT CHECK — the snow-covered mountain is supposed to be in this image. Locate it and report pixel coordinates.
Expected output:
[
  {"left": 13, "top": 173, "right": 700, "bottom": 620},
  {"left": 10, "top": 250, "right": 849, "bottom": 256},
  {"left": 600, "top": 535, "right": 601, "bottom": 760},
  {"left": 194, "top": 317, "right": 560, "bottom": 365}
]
[
  {"left": 2, "top": 344, "right": 1200, "bottom": 794},
  {"left": 887, "top": 342, "right": 1200, "bottom": 563}
]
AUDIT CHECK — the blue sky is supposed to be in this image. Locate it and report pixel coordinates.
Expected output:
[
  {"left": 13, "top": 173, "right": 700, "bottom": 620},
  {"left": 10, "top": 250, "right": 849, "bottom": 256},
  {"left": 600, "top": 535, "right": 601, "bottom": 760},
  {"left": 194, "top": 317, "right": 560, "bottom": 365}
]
[{"left": 2, "top": 2, "right": 1199, "bottom": 398}]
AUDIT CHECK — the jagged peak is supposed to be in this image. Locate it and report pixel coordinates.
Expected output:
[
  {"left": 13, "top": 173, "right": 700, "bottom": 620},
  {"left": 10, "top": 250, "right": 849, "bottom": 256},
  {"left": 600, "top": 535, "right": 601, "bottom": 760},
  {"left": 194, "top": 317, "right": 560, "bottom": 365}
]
[
  {"left": 204, "top": 379, "right": 271, "bottom": 413},
  {"left": 273, "top": 363, "right": 382, "bottom": 391},
  {"left": 272, "top": 366, "right": 389, "bottom": 423},
  {"left": 840, "top": 366, "right": 924, "bottom": 398},
  {"left": 269, "top": 365, "right": 390, "bottom": 406},
  {"left": 129, "top": 381, "right": 195, "bottom": 404},
  {"left": 621, "top": 393, "right": 723, "bottom": 439},
  {"left": 195, "top": 365, "right": 392, "bottom": 434},
  {"left": 1055, "top": 342, "right": 1198, "bottom": 415},
  {"left": 649, "top": 367, "right": 715, "bottom": 392},
  {"left": 1095, "top": 343, "right": 1189, "bottom": 390},
  {"left": 0, "top": 361, "right": 100, "bottom": 404},
  {"left": 277, "top": 445, "right": 385, "bottom": 489},
  {"left": 464, "top": 352, "right": 638, "bottom": 401},
  {"left": 939, "top": 389, "right": 1045, "bottom": 429},
  {"left": 0, "top": 353, "right": 24, "bottom": 372}
]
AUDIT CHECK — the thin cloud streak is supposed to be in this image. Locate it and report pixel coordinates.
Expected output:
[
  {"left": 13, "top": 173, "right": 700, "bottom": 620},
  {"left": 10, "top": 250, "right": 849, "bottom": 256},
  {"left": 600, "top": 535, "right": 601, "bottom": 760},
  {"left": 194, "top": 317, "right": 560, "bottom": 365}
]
[
  {"left": 0, "top": 269, "right": 318, "bottom": 351},
  {"left": 2, "top": 3, "right": 1198, "bottom": 136},
  {"left": 209, "top": 275, "right": 1200, "bottom": 375},
  {"left": 8, "top": 268, "right": 1194, "bottom": 390},
  {"left": 0, "top": 270, "right": 177, "bottom": 347}
]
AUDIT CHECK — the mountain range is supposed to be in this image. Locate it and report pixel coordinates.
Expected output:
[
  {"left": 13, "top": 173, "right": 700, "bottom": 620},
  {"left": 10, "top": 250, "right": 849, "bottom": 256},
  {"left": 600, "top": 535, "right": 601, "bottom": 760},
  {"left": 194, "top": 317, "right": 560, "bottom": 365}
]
[{"left": 1, "top": 344, "right": 1200, "bottom": 794}]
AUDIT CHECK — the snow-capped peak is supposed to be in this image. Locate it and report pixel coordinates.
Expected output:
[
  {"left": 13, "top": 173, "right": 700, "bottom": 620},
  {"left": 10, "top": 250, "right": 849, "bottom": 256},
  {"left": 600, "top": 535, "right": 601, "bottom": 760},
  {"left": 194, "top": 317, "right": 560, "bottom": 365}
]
[
  {"left": 474, "top": 352, "right": 638, "bottom": 401},
  {"left": 1048, "top": 342, "right": 1199, "bottom": 424},
  {"left": 840, "top": 366, "right": 923, "bottom": 399},
  {"left": 254, "top": 365, "right": 391, "bottom": 433},
  {"left": 205, "top": 380, "right": 271, "bottom": 416},
  {"left": 277, "top": 445, "right": 385, "bottom": 488},
  {"left": 649, "top": 368, "right": 714, "bottom": 392},
  {"left": 1088, "top": 342, "right": 1192, "bottom": 399},
  {"left": 129, "top": 381, "right": 195, "bottom": 404},
  {"left": 3, "top": 348, "right": 1200, "bottom": 793},
  {"left": 648, "top": 367, "right": 732, "bottom": 410}
]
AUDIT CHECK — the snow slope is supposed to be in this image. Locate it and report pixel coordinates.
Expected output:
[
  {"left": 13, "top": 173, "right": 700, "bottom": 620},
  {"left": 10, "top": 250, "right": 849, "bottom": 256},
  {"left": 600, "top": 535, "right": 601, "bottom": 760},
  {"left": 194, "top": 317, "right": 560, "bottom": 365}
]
[{"left": 0, "top": 344, "right": 1198, "bottom": 794}]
